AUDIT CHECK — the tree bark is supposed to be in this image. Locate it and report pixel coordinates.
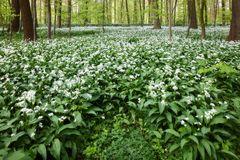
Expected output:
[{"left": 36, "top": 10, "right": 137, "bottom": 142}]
[
  {"left": 10, "top": 0, "right": 20, "bottom": 32},
  {"left": 47, "top": 0, "right": 51, "bottom": 39},
  {"left": 188, "top": 0, "right": 198, "bottom": 29},
  {"left": 169, "top": 0, "right": 173, "bottom": 40},
  {"left": 222, "top": 0, "right": 226, "bottom": 25},
  {"left": 228, "top": 0, "right": 240, "bottom": 41},
  {"left": 19, "top": 0, "right": 34, "bottom": 41},
  {"left": 199, "top": 0, "right": 206, "bottom": 39},
  {"left": 57, "top": 0, "right": 62, "bottom": 28},
  {"left": 153, "top": 0, "right": 161, "bottom": 29},
  {"left": 125, "top": 0, "right": 130, "bottom": 25}
]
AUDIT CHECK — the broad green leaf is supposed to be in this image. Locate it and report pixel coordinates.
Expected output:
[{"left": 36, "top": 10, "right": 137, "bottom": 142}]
[
  {"left": 38, "top": 144, "right": 47, "bottom": 160},
  {"left": 180, "top": 138, "right": 189, "bottom": 149},
  {"left": 220, "top": 150, "right": 239, "bottom": 159},
  {"left": 7, "top": 150, "right": 25, "bottom": 160},
  {"left": 51, "top": 139, "right": 61, "bottom": 160},
  {"left": 169, "top": 102, "right": 179, "bottom": 114},
  {"left": 81, "top": 93, "right": 92, "bottom": 100},
  {"left": 210, "top": 116, "right": 226, "bottom": 126},
  {"left": 166, "top": 112, "right": 172, "bottom": 123},
  {"left": 158, "top": 101, "right": 165, "bottom": 114},
  {"left": 152, "top": 131, "right": 162, "bottom": 139},
  {"left": 148, "top": 108, "right": 158, "bottom": 116},
  {"left": 197, "top": 144, "right": 205, "bottom": 160},
  {"left": 169, "top": 143, "right": 180, "bottom": 153},
  {"left": 57, "top": 124, "right": 76, "bottom": 134},
  {"left": 188, "top": 135, "right": 199, "bottom": 145},
  {"left": 144, "top": 99, "right": 156, "bottom": 107},
  {"left": 165, "top": 129, "right": 180, "bottom": 137},
  {"left": 201, "top": 139, "right": 211, "bottom": 157}
]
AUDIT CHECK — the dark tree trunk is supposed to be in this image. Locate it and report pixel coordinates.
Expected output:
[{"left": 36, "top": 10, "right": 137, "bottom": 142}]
[
  {"left": 10, "top": 0, "right": 20, "bottom": 32},
  {"left": 200, "top": 0, "right": 206, "bottom": 39},
  {"left": 47, "top": 0, "right": 51, "bottom": 39},
  {"left": 67, "top": 0, "right": 72, "bottom": 28},
  {"left": 188, "top": 0, "right": 198, "bottom": 29},
  {"left": 228, "top": 0, "right": 240, "bottom": 41},
  {"left": 153, "top": 0, "right": 161, "bottom": 29},
  {"left": 222, "top": 0, "right": 226, "bottom": 25},
  {"left": 19, "top": 0, "right": 34, "bottom": 41},
  {"left": 57, "top": 0, "right": 62, "bottom": 28}
]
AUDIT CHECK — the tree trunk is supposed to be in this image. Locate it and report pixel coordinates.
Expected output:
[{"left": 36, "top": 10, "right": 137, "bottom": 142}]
[
  {"left": 125, "top": 0, "right": 130, "bottom": 25},
  {"left": 153, "top": 0, "right": 161, "bottom": 29},
  {"left": 200, "top": 0, "right": 206, "bottom": 39},
  {"left": 222, "top": 0, "right": 226, "bottom": 25},
  {"left": 213, "top": 0, "right": 219, "bottom": 26},
  {"left": 10, "top": 0, "right": 20, "bottom": 32},
  {"left": 47, "top": 0, "right": 51, "bottom": 39},
  {"left": 188, "top": 0, "right": 198, "bottom": 29},
  {"left": 228, "top": 0, "right": 240, "bottom": 41},
  {"left": 68, "top": 0, "right": 71, "bottom": 37},
  {"left": 169, "top": 0, "right": 172, "bottom": 40},
  {"left": 19, "top": 0, "right": 34, "bottom": 41},
  {"left": 67, "top": 0, "right": 72, "bottom": 28},
  {"left": 57, "top": 0, "right": 62, "bottom": 28},
  {"left": 32, "top": 0, "right": 37, "bottom": 40}
]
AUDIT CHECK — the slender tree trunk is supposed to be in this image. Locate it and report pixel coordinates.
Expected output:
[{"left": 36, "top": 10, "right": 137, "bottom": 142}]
[
  {"left": 114, "top": 0, "right": 117, "bottom": 23},
  {"left": 153, "top": 0, "right": 161, "bottom": 29},
  {"left": 10, "top": 0, "right": 20, "bottom": 32},
  {"left": 57, "top": 0, "right": 62, "bottom": 28},
  {"left": 32, "top": 0, "right": 37, "bottom": 40},
  {"left": 139, "top": 0, "right": 144, "bottom": 26},
  {"left": 188, "top": 0, "right": 198, "bottom": 29},
  {"left": 53, "top": 0, "right": 57, "bottom": 35},
  {"left": 169, "top": 0, "right": 173, "bottom": 40},
  {"left": 19, "top": 0, "right": 34, "bottom": 41},
  {"left": 165, "top": 0, "right": 169, "bottom": 24},
  {"left": 228, "top": 0, "right": 240, "bottom": 41},
  {"left": 133, "top": 0, "right": 138, "bottom": 24},
  {"left": 120, "top": 0, "right": 124, "bottom": 24},
  {"left": 68, "top": 0, "right": 71, "bottom": 37},
  {"left": 200, "top": 0, "right": 206, "bottom": 39},
  {"left": 47, "top": 0, "right": 51, "bottom": 39},
  {"left": 222, "top": 0, "right": 226, "bottom": 25},
  {"left": 125, "top": 0, "right": 130, "bottom": 25},
  {"left": 213, "top": 0, "right": 219, "bottom": 26}
]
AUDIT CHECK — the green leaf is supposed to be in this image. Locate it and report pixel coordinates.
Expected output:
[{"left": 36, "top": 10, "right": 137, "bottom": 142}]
[
  {"left": 152, "top": 131, "right": 162, "bottom": 139},
  {"left": 166, "top": 112, "right": 172, "bottom": 123},
  {"left": 158, "top": 101, "right": 165, "bottom": 114},
  {"left": 220, "top": 150, "right": 239, "bottom": 159},
  {"left": 169, "top": 102, "right": 179, "bottom": 114},
  {"left": 180, "top": 139, "right": 189, "bottom": 149},
  {"left": 201, "top": 139, "right": 211, "bottom": 157},
  {"left": 165, "top": 129, "right": 180, "bottom": 137},
  {"left": 210, "top": 116, "right": 226, "bottom": 126},
  {"left": 213, "top": 129, "right": 231, "bottom": 137},
  {"left": 57, "top": 124, "right": 76, "bottom": 134},
  {"left": 51, "top": 139, "right": 61, "bottom": 160},
  {"left": 169, "top": 143, "right": 180, "bottom": 153},
  {"left": 144, "top": 99, "right": 156, "bottom": 107},
  {"left": 7, "top": 150, "right": 26, "bottom": 160},
  {"left": 38, "top": 144, "right": 47, "bottom": 160},
  {"left": 201, "top": 127, "right": 210, "bottom": 135},
  {"left": 188, "top": 135, "right": 199, "bottom": 145},
  {"left": 148, "top": 108, "right": 158, "bottom": 116},
  {"left": 197, "top": 144, "right": 205, "bottom": 160},
  {"left": 81, "top": 93, "right": 92, "bottom": 100}
]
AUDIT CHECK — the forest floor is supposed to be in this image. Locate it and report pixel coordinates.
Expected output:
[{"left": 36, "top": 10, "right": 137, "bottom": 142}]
[{"left": 0, "top": 27, "right": 240, "bottom": 159}]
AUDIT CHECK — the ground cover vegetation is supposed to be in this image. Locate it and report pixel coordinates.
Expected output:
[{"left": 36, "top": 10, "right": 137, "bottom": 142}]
[{"left": 0, "top": 27, "right": 240, "bottom": 159}]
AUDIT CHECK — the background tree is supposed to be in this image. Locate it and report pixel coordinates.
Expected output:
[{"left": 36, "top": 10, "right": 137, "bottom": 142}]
[
  {"left": 188, "top": 0, "right": 198, "bottom": 29},
  {"left": 10, "top": 0, "right": 20, "bottom": 32},
  {"left": 19, "top": 0, "right": 34, "bottom": 41},
  {"left": 228, "top": 0, "right": 240, "bottom": 41}
]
